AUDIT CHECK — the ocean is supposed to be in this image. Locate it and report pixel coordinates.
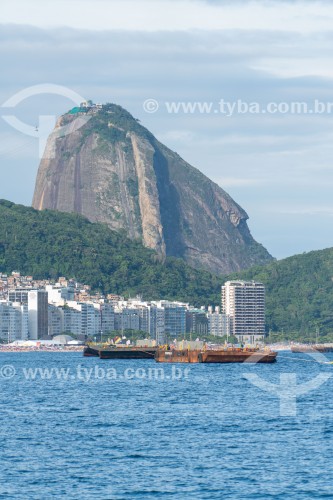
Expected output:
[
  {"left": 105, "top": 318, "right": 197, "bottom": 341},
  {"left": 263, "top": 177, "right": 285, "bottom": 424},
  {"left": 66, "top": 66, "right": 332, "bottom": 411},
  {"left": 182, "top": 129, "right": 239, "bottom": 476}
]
[{"left": 0, "top": 351, "right": 332, "bottom": 499}]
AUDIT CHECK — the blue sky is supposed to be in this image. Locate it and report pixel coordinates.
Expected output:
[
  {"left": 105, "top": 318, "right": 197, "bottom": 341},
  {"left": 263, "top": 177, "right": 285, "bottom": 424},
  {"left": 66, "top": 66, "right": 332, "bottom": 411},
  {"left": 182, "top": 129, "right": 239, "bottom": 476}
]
[{"left": 1, "top": 0, "right": 333, "bottom": 259}]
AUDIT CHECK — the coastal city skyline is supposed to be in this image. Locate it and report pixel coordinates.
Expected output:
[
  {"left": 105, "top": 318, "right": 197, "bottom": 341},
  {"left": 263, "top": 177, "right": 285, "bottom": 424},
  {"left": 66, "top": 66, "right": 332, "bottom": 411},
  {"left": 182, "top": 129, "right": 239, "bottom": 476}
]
[{"left": 0, "top": 271, "right": 266, "bottom": 345}]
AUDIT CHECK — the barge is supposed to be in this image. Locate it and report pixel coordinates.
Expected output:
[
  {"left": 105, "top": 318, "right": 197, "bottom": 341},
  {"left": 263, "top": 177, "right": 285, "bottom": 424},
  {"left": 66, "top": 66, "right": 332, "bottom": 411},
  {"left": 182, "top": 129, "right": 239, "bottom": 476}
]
[
  {"left": 155, "top": 347, "right": 277, "bottom": 364},
  {"left": 84, "top": 339, "right": 158, "bottom": 359},
  {"left": 99, "top": 346, "right": 158, "bottom": 359},
  {"left": 83, "top": 345, "right": 100, "bottom": 357}
]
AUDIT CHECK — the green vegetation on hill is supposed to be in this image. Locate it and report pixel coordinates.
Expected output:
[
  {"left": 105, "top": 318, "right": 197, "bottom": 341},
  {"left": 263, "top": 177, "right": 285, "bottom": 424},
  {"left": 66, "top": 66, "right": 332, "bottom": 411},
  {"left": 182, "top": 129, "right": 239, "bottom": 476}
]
[
  {"left": 0, "top": 200, "right": 221, "bottom": 306},
  {"left": 229, "top": 250, "right": 333, "bottom": 339},
  {"left": 2, "top": 200, "right": 333, "bottom": 339}
]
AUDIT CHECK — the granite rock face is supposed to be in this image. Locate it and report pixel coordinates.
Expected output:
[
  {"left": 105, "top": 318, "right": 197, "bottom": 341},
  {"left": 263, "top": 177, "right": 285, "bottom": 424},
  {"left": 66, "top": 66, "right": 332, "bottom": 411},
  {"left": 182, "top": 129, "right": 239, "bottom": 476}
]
[{"left": 32, "top": 103, "right": 272, "bottom": 274}]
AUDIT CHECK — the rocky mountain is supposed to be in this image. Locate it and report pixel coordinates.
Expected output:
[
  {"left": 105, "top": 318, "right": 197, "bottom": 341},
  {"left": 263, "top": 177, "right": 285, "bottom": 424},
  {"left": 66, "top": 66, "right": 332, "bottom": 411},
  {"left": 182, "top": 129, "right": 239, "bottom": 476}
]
[{"left": 32, "top": 103, "right": 272, "bottom": 274}]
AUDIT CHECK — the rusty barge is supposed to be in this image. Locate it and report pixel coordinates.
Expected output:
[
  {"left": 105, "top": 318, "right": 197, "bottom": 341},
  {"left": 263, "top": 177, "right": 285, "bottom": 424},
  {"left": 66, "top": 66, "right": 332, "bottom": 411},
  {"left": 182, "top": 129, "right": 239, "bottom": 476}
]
[{"left": 155, "top": 347, "right": 277, "bottom": 363}]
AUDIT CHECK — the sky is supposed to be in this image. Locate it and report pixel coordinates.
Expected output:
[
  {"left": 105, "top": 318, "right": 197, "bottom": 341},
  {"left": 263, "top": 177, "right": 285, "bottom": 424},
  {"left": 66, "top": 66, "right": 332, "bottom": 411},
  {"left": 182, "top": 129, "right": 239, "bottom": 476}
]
[{"left": 1, "top": 0, "right": 333, "bottom": 259}]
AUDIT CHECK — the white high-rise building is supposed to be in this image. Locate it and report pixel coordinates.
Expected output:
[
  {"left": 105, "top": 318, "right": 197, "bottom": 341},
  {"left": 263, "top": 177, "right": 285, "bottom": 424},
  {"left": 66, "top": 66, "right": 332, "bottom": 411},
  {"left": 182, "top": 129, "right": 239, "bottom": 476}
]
[
  {"left": 28, "top": 290, "right": 49, "bottom": 340},
  {"left": 207, "top": 306, "right": 230, "bottom": 337},
  {"left": 48, "top": 304, "right": 63, "bottom": 337},
  {"left": 0, "top": 301, "right": 28, "bottom": 342},
  {"left": 112, "top": 300, "right": 165, "bottom": 342},
  {"left": 114, "top": 307, "right": 140, "bottom": 332},
  {"left": 60, "top": 306, "right": 82, "bottom": 337},
  {"left": 19, "top": 303, "right": 29, "bottom": 340},
  {"left": 67, "top": 302, "right": 98, "bottom": 338},
  {"left": 97, "top": 303, "right": 115, "bottom": 335},
  {"left": 221, "top": 281, "right": 265, "bottom": 344},
  {"left": 148, "top": 305, "right": 165, "bottom": 344},
  {"left": 158, "top": 301, "right": 186, "bottom": 339},
  {"left": 45, "top": 285, "right": 75, "bottom": 304}
]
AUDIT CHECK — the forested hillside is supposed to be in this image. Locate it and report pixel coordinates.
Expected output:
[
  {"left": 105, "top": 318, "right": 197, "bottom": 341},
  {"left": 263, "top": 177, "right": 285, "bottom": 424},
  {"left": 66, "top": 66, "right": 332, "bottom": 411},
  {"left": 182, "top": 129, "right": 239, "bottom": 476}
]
[
  {"left": 0, "top": 200, "right": 221, "bottom": 306},
  {"left": 2, "top": 200, "right": 333, "bottom": 339}
]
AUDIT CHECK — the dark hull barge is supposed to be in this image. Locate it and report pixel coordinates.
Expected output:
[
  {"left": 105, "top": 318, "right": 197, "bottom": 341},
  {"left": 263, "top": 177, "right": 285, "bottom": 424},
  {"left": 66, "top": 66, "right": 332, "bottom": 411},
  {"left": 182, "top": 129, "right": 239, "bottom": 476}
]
[
  {"left": 99, "top": 347, "right": 158, "bottom": 359},
  {"left": 83, "top": 346, "right": 100, "bottom": 357}
]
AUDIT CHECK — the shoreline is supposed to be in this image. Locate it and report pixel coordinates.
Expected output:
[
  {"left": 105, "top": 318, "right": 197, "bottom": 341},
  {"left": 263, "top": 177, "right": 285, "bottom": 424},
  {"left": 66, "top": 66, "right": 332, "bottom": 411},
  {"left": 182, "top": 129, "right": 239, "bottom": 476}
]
[{"left": 0, "top": 347, "right": 84, "bottom": 353}]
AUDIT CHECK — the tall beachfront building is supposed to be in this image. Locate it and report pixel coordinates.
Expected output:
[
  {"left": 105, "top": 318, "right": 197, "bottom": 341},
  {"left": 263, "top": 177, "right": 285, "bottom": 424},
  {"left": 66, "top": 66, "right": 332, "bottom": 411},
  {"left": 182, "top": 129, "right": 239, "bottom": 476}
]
[
  {"left": 221, "top": 281, "right": 265, "bottom": 344},
  {"left": 28, "top": 290, "right": 49, "bottom": 340}
]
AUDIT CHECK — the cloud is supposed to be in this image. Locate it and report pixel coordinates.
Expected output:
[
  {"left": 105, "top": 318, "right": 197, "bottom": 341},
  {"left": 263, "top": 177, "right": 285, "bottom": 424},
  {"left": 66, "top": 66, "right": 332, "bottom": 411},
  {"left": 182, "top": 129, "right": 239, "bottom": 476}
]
[
  {"left": 2, "top": 0, "right": 333, "bottom": 32},
  {"left": 0, "top": 132, "right": 35, "bottom": 158}
]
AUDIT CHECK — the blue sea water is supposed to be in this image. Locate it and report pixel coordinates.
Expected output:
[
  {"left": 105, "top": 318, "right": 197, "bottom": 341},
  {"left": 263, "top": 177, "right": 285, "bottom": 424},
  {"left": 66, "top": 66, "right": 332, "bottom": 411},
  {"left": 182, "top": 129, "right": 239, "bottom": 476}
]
[{"left": 0, "top": 351, "right": 332, "bottom": 500}]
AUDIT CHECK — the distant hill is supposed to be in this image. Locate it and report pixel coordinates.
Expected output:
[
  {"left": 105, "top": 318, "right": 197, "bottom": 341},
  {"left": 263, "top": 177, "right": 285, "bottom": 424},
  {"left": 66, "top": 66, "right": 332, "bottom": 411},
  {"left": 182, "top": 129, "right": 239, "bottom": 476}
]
[
  {"left": 0, "top": 200, "right": 221, "bottom": 306},
  {"left": 230, "top": 249, "right": 333, "bottom": 338},
  {"left": 32, "top": 102, "right": 272, "bottom": 275}
]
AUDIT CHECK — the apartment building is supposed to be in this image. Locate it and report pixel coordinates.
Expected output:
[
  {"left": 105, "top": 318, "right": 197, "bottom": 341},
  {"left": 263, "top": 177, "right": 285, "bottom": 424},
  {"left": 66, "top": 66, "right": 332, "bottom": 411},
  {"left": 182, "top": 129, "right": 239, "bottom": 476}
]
[
  {"left": 207, "top": 306, "right": 230, "bottom": 337},
  {"left": 221, "top": 281, "right": 265, "bottom": 343}
]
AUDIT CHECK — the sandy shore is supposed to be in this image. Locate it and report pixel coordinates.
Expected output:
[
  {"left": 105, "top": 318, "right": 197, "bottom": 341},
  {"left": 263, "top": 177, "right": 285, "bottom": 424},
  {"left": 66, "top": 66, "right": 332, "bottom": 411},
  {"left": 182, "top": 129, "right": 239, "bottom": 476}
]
[{"left": 0, "top": 347, "right": 84, "bottom": 352}]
